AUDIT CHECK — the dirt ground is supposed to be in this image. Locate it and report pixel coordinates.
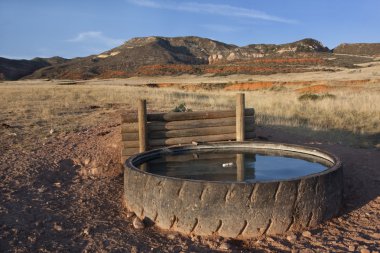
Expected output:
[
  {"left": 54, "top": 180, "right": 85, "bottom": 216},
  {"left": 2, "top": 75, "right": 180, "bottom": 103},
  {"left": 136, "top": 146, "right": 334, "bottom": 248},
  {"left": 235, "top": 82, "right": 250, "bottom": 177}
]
[{"left": 0, "top": 109, "right": 379, "bottom": 253}]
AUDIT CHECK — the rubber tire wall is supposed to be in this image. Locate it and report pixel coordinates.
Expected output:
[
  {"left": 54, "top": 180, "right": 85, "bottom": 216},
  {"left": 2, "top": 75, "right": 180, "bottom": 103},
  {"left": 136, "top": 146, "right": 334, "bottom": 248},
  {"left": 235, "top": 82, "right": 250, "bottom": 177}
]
[{"left": 123, "top": 142, "right": 343, "bottom": 238}]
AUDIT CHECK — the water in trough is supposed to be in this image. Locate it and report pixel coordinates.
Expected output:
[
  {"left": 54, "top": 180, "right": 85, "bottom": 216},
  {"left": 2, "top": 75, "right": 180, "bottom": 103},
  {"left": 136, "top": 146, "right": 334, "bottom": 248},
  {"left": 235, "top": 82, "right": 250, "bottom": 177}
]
[{"left": 139, "top": 149, "right": 333, "bottom": 182}]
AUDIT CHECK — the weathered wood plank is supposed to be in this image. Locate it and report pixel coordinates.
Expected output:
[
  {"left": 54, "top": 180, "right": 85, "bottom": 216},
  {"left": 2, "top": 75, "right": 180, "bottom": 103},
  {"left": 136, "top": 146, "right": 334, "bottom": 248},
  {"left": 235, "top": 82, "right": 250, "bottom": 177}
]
[
  {"left": 123, "top": 130, "right": 255, "bottom": 148},
  {"left": 122, "top": 132, "right": 139, "bottom": 140},
  {"left": 149, "top": 125, "right": 235, "bottom": 139},
  {"left": 236, "top": 93, "right": 245, "bottom": 141},
  {"left": 122, "top": 140, "right": 140, "bottom": 148},
  {"left": 121, "top": 123, "right": 138, "bottom": 133},
  {"left": 121, "top": 147, "right": 140, "bottom": 156},
  {"left": 121, "top": 116, "right": 254, "bottom": 133},
  {"left": 148, "top": 131, "right": 256, "bottom": 147},
  {"left": 121, "top": 108, "right": 254, "bottom": 123},
  {"left": 122, "top": 124, "right": 255, "bottom": 141},
  {"left": 138, "top": 100, "right": 147, "bottom": 152}
]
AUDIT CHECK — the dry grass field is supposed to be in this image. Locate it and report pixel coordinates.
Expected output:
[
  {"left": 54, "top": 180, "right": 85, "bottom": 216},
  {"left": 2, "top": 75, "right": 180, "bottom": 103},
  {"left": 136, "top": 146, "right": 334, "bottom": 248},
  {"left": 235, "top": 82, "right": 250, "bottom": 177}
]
[
  {"left": 0, "top": 68, "right": 379, "bottom": 252},
  {"left": 1, "top": 75, "right": 379, "bottom": 147}
]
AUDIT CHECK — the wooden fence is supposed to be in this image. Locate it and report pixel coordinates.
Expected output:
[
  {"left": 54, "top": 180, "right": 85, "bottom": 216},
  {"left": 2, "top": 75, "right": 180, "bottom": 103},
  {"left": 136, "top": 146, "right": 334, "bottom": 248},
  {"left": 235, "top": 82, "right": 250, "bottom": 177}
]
[{"left": 120, "top": 93, "right": 255, "bottom": 163}]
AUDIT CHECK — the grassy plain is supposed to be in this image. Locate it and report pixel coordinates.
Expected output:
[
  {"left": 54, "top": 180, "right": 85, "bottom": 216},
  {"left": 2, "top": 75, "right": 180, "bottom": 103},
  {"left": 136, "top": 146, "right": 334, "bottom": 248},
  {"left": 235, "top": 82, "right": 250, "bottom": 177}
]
[{"left": 0, "top": 70, "right": 379, "bottom": 148}]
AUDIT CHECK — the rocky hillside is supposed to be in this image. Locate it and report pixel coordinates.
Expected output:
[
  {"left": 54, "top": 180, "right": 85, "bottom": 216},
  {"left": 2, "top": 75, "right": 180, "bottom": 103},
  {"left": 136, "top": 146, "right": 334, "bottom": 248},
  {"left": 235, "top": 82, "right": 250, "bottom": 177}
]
[
  {"left": 208, "top": 38, "right": 329, "bottom": 64},
  {"left": 0, "top": 56, "right": 68, "bottom": 80},
  {"left": 25, "top": 36, "right": 330, "bottom": 79},
  {"left": 333, "top": 43, "right": 380, "bottom": 56}
]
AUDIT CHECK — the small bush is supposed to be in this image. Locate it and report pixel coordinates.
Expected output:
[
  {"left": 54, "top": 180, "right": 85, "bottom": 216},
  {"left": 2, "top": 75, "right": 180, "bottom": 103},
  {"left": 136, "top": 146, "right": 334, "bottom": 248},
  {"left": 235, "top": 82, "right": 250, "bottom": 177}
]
[
  {"left": 298, "top": 93, "right": 336, "bottom": 101},
  {"left": 145, "top": 83, "right": 159, "bottom": 88},
  {"left": 270, "top": 85, "right": 286, "bottom": 91},
  {"left": 320, "top": 93, "right": 336, "bottom": 99},
  {"left": 173, "top": 102, "right": 192, "bottom": 112},
  {"left": 298, "top": 94, "right": 320, "bottom": 101}
]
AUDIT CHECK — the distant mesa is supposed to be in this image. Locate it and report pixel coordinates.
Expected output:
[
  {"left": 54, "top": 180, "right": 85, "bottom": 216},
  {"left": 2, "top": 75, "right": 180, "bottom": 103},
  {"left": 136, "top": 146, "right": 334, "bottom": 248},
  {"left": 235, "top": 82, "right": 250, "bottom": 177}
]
[
  {"left": 0, "top": 36, "right": 378, "bottom": 80},
  {"left": 333, "top": 43, "right": 380, "bottom": 56},
  {"left": 0, "top": 56, "right": 68, "bottom": 81}
]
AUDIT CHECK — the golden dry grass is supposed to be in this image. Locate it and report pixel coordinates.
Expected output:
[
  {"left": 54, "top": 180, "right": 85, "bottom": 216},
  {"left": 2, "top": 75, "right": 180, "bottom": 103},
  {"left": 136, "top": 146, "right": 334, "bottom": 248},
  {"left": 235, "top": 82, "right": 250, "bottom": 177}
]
[
  {"left": 0, "top": 80, "right": 379, "bottom": 142},
  {"left": 245, "top": 89, "right": 380, "bottom": 134}
]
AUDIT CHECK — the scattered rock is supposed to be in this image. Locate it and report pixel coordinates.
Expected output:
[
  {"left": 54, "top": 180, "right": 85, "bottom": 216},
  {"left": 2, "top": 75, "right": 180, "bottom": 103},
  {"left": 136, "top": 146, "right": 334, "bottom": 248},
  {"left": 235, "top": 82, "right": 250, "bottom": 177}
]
[
  {"left": 360, "top": 249, "right": 370, "bottom": 253},
  {"left": 205, "top": 239, "right": 218, "bottom": 249},
  {"left": 167, "top": 233, "right": 176, "bottom": 240},
  {"left": 302, "top": 231, "right": 312, "bottom": 238},
  {"left": 131, "top": 246, "right": 138, "bottom": 253},
  {"left": 83, "top": 227, "right": 90, "bottom": 236},
  {"left": 125, "top": 211, "right": 135, "bottom": 218},
  {"left": 53, "top": 223, "right": 62, "bottom": 231},
  {"left": 132, "top": 217, "right": 145, "bottom": 229},
  {"left": 190, "top": 235, "right": 200, "bottom": 242},
  {"left": 287, "top": 234, "right": 297, "bottom": 241},
  {"left": 348, "top": 245, "right": 356, "bottom": 252},
  {"left": 89, "top": 167, "right": 99, "bottom": 175},
  {"left": 218, "top": 242, "right": 232, "bottom": 250},
  {"left": 84, "top": 158, "right": 91, "bottom": 166},
  {"left": 79, "top": 168, "right": 88, "bottom": 177},
  {"left": 28, "top": 235, "right": 36, "bottom": 243}
]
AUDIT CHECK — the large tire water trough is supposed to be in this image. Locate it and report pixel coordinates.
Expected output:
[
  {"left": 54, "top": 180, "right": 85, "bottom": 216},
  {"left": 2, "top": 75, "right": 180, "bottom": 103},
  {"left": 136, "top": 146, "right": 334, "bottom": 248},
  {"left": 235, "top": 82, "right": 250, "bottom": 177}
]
[{"left": 123, "top": 141, "right": 343, "bottom": 238}]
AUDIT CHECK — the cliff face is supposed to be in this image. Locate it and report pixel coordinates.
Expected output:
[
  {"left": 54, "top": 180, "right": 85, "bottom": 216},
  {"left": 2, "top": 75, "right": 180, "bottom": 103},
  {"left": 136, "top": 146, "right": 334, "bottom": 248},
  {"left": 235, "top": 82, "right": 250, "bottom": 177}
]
[
  {"left": 208, "top": 38, "right": 329, "bottom": 64},
  {"left": 333, "top": 43, "right": 380, "bottom": 56}
]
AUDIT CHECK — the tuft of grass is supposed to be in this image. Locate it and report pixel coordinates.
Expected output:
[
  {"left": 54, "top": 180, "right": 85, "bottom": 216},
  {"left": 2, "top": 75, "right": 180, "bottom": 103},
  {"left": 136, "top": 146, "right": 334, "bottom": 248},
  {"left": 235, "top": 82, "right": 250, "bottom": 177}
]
[{"left": 172, "top": 102, "right": 192, "bottom": 112}]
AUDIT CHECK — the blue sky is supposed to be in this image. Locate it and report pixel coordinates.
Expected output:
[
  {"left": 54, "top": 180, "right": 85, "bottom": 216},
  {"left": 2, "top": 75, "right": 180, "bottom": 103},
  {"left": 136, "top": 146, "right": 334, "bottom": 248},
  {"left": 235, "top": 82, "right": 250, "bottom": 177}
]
[{"left": 1, "top": 0, "right": 379, "bottom": 59}]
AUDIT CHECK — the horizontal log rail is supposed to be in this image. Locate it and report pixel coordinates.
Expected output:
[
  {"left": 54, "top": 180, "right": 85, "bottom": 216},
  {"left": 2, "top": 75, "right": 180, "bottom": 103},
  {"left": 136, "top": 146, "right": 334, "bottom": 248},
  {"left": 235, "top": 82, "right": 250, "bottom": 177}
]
[
  {"left": 121, "top": 116, "right": 254, "bottom": 133},
  {"left": 122, "top": 124, "right": 255, "bottom": 141},
  {"left": 121, "top": 108, "right": 254, "bottom": 123},
  {"left": 122, "top": 148, "right": 140, "bottom": 156},
  {"left": 122, "top": 131, "right": 256, "bottom": 149}
]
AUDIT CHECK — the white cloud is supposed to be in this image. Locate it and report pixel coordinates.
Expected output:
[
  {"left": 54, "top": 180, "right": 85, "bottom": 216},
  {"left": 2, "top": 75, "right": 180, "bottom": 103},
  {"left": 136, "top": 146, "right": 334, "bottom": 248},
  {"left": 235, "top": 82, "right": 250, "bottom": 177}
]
[
  {"left": 67, "top": 31, "right": 124, "bottom": 47},
  {"left": 127, "top": 0, "right": 296, "bottom": 23}
]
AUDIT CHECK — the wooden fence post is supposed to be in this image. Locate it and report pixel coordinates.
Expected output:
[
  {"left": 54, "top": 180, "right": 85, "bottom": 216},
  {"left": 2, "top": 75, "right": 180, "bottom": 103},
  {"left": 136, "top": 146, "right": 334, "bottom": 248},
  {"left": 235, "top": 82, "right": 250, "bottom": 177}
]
[
  {"left": 236, "top": 93, "right": 245, "bottom": 141},
  {"left": 138, "top": 99, "right": 147, "bottom": 152},
  {"left": 236, "top": 154, "right": 245, "bottom": 181}
]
